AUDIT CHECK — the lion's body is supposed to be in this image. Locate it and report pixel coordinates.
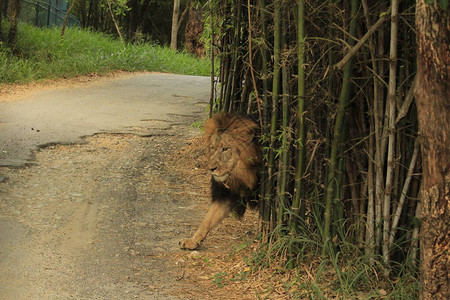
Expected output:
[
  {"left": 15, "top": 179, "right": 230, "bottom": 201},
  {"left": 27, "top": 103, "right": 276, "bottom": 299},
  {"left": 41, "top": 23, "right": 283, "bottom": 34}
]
[{"left": 180, "top": 113, "right": 261, "bottom": 250}]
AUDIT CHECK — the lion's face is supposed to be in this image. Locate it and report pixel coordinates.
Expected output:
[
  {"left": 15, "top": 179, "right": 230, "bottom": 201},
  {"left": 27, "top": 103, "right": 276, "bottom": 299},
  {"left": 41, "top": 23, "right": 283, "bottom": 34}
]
[
  {"left": 207, "top": 133, "right": 240, "bottom": 183},
  {"left": 204, "top": 113, "right": 261, "bottom": 192}
]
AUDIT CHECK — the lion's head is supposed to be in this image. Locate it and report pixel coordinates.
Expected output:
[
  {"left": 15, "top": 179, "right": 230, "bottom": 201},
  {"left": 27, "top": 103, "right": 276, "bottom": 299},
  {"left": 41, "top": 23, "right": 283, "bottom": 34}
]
[{"left": 204, "top": 113, "right": 261, "bottom": 193}]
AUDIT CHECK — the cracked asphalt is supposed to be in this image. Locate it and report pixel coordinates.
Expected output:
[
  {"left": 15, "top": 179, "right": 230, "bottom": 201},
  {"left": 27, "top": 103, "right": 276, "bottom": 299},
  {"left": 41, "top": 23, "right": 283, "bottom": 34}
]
[
  {"left": 0, "top": 73, "right": 209, "bottom": 167},
  {"left": 0, "top": 73, "right": 211, "bottom": 299}
]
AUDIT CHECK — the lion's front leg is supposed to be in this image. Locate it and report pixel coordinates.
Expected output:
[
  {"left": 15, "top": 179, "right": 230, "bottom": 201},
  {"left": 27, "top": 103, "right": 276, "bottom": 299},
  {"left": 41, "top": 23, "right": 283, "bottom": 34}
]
[{"left": 179, "top": 200, "right": 232, "bottom": 250}]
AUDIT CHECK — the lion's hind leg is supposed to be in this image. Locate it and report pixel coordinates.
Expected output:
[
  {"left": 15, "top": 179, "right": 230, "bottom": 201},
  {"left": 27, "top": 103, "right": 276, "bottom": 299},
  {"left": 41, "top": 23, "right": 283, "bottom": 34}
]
[{"left": 179, "top": 200, "right": 232, "bottom": 250}]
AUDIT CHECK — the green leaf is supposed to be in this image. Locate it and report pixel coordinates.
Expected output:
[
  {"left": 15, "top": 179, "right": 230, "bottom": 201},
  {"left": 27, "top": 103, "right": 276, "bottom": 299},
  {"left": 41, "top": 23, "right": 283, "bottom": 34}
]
[
  {"left": 424, "top": 0, "right": 448, "bottom": 7},
  {"left": 233, "top": 242, "right": 248, "bottom": 253}
]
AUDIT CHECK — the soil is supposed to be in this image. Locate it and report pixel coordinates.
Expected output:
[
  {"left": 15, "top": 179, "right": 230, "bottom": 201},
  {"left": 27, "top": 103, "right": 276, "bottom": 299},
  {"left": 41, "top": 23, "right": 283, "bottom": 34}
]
[{"left": 0, "top": 74, "right": 295, "bottom": 299}]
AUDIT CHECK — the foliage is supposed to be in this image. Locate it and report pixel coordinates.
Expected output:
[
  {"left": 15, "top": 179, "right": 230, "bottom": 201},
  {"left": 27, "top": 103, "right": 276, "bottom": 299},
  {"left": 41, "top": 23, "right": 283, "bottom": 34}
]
[
  {"left": 103, "top": 0, "right": 130, "bottom": 17},
  {"left": 207, "top": 0, "right": 420, "bottom": 297},
  {"left": 212, "top": 271, "right": 228, "bottom": 288},
  {"left": 426, "top": 0, "right": 449, "bottom": 9},
  {"left": 71, "top": 0, "right": 186, "bottom": 45},
  {"left": 0, "top": 22, "right": 210, "bottom": 83}
]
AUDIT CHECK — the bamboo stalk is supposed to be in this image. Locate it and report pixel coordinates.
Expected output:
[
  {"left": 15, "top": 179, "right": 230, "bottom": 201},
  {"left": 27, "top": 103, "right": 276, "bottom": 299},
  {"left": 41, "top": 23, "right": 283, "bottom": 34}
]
[
  {"left": 278, "top": 4, "right": 290, "bottom": 227},
  {"left": 220, "top": 30, "right": 230, "bottom": 110},
  {"left": 292, "top": 0, "right": 306, "bottom": 216},
  {"left": 395, "top": 75, "right": 417, "bottom": 124},
  {"left": 410, "top": 196, "right": 421, "bottom": 266},
  {"left": 257, "top": 0, "right": 271, "bottom": 241},
  {"left": 382, "top": 0, "right": 400, "bottom": 264},
  {"left": 334, "top": 8, "right": 390, "bottom": 70},
  {"left": 265, "top": 0, "right": 281, "bottom": 233},
  {"left": 374, "top": 38, "right": 386, "bottom": 253},
  {"left": 366, "top": 122, "right": 375, "bottom": 255},
  {"left": 366, "top": 1, "right": 387, "bottom": 252},
  {"left": 272, "top": 0, "right": 281, "bottom": 116},
  {"left": 389, "top": 139, "right": 419, "bottom": 248},
  {"left": 227, "top": 0, "right": 242, "bottom": 112},
  {"left": 222, "top": 4, "right": 233, "bottom": 111},
  {"left": 258, "top": 0, "right": 269, "bottom": 132},
  {"left": 323, "top": 0, "right": 359, "bottom": 246},
  {"left": 209, "top": 0, "right": 215, "bottom": 117},
  {"left": 361, "top": 2, "right": 388, "bottom": 252},
  {"left": 360, "top": 179, "right": 368, "bottom": 243},
  {"left": 247, "top": 0, "right": 263, "bottom": 127},
  {"left": 346, "top": 160, "right": 360, "bottom": 237}
]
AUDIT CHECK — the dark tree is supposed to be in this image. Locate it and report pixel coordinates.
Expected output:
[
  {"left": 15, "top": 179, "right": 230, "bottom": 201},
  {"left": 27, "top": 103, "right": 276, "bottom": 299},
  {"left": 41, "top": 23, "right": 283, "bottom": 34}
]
[
  {"left": 7, "top": 0, "right": 22, "bottom": 46},
  {"left": 0, "top": 0, "right": 5, "bottom": 41},
  {"left": 185, "top": 1, "right": 204, "bottom": 57},
  {"left": 415, "top": 1, "right": 449, "bottom": 299}
]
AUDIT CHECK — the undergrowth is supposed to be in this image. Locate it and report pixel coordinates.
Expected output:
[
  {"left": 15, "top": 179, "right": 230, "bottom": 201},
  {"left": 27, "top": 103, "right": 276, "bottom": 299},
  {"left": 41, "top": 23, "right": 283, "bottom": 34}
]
[
  {"left": 242, "top": 222, "right": 420, "bottom": 299},
  {"left": 0, "top": 22, "right": 211, "bottom": 84}
]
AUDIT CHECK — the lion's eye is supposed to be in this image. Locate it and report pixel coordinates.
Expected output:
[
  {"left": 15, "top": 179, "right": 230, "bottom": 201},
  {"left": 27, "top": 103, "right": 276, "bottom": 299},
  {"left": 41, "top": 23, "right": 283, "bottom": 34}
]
[{"left": 222, "top": 147, "right": 229, "bottom": 152}]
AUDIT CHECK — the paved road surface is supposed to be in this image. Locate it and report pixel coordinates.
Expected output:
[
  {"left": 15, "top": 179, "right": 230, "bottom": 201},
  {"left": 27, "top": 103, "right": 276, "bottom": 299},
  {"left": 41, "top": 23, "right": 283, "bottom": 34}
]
[
  {"left": 0, "top": 73, "right": 210, "bottom": 299},
  {"left": 0, "top": 73, "right": 209, "bottom": 166}
]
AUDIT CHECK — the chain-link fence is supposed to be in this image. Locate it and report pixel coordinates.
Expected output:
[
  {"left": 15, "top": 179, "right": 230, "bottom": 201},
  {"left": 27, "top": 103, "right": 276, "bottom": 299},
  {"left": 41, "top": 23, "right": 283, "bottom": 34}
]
[{"left": 20, "top": 0, "right": 79, "bottom": 27}]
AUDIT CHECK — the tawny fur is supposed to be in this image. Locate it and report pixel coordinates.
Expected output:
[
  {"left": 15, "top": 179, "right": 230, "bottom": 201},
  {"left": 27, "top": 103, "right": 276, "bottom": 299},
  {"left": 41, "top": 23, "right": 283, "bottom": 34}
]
[
  {"left": 204, "top": 113, "right": 261, "bottom": 192},
  {"left": 179, "top": 113, "right": 261, "bottom": 250}
]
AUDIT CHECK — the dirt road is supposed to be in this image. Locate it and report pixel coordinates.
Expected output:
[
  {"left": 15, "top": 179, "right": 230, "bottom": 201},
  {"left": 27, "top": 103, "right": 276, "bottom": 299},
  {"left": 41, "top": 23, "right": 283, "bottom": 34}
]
[
  {"left": 0, "top": 72, "right": 209, "bottom": 166},
  {"left": 0, "top": 73, "right": 211, "bottom": 299}
]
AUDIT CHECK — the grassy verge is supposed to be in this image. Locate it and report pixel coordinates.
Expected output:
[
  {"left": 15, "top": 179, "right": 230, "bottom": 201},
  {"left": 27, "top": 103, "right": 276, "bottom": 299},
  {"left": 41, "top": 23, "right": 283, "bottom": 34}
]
[{"left": 0, "top": 23, "right": 211, "bottom": 84}]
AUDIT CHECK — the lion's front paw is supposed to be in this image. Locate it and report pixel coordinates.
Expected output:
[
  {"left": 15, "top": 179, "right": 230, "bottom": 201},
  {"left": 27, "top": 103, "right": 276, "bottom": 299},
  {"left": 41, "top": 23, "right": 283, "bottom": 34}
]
[{"left": 179, "top": 238, "right": 199, "bottom": 250}]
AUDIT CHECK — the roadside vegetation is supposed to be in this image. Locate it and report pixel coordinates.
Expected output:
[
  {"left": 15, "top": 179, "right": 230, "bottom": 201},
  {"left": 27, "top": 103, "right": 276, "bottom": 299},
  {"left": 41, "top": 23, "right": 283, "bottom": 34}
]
[
  {"left": 200, "top": 1, "right": 436, "bottom": 298},
  {"left": 0, "top": 22, "right": 211, "bottom": 84},
  {"left": 1, "top": 0, "right": 447, "bottom": 297}
]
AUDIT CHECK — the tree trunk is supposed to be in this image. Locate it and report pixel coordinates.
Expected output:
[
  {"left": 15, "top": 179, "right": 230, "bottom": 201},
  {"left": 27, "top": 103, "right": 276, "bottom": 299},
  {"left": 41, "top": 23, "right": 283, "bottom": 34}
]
[
  {"left": 170, "top": 0, "right": 181, "bottom": 50},
  {"left": 0, "top": 0, "right": 5, "bottom": 42},
  {"left": 7, "top": 0, "right": 22, "bottom": 46},
  {"left": 61, "top": 0, "right": 78, "bottom": 39},
  {"left": 106, "top": 0, "right": 123, "bottom": 42},
  {"left": 185, "top": 3, "right": 205, "bottom": 57},
  {"left": 415, "top": 1, "right": 449, "bottom": 299}
]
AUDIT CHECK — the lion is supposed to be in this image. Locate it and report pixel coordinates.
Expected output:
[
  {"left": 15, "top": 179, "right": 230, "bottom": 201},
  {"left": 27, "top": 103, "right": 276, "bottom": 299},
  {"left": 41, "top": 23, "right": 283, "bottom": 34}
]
[{"left": 179, "top": 113, "right": 261, "bottom": 250}]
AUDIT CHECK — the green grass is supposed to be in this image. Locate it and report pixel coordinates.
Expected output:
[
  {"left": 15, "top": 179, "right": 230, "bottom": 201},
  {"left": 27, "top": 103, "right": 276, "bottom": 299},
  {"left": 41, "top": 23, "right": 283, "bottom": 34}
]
[{"left": 0, "top": 23, "right": 211, "bottom": 84}]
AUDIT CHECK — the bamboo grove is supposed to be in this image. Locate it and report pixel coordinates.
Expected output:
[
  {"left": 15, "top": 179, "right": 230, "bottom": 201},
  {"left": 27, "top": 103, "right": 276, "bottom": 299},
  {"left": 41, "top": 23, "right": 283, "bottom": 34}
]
[{"left": 207, "top": 0, "right": 420, "bottom": 271}]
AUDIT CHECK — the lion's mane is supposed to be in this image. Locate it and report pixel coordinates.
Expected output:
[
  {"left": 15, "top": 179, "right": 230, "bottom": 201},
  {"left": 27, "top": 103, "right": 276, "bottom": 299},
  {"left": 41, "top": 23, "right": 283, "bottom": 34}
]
[{"left": 204, "top": 113, "right": 261, "bottom": 215}]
